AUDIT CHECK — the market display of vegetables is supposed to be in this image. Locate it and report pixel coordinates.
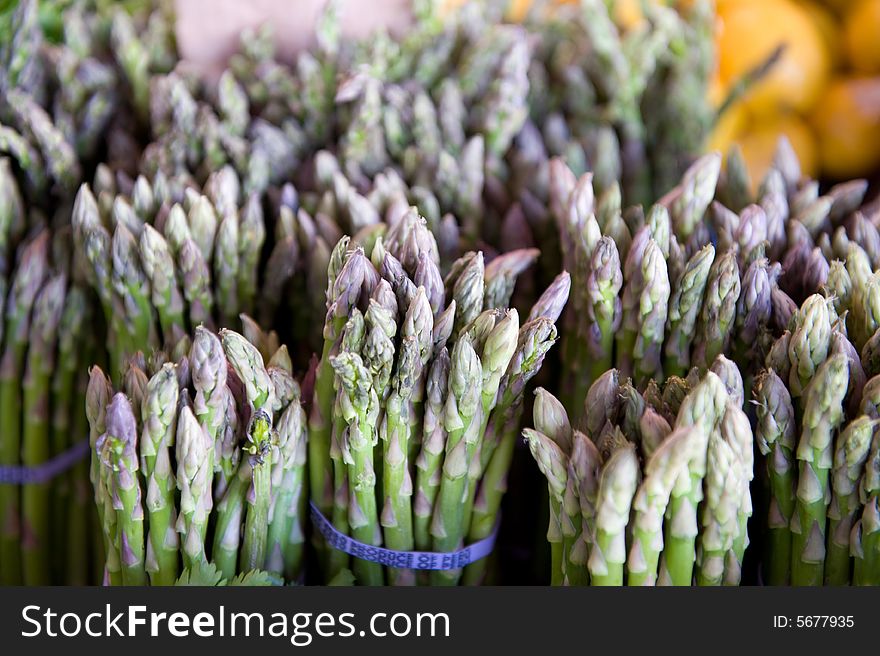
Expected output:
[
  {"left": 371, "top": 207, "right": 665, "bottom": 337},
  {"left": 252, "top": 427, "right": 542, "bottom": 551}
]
[{"left": 1, "top": 0, "right": 878, "bottom": 587}]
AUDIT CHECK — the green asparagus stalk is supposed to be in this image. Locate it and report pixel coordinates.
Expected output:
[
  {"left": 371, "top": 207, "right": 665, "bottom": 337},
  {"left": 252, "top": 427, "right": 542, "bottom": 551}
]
[
  {"left": 140, "top": 224, "right": 186, "bottom": 345},
  {"left": 175, "top": 406, "right": 213, "bottom": 570},
  {"left": 695, "top": 431, "right": 744, "bottom": 586},
  {"left": 86, "top": 367, "right": 118, "bottom": 584},
  {"left": 585, "top": 236, "right": 622, "bottom": 385},
  {"left": 414, "top": 348, "right": 450, "bottom": 551},
  {"left": 221, "top": 329, "right": 275, "bottom": 573},
  {"left": 720, "top": 402, "right": 755, "bottom": 585},
  {"left": 628, "top": 427, "right": 700, "bottom": 585},
  {"left": 788, "top": 294, "right": 832, "bottom": 400},
  {"left": 852, "top": 432, "right": 880, "bottom": 585},
  {"left": 693, "top": 249, "right": 740, "bottom": 368},
  {"left": 266, "top": 391, "right": 308, "bottom": 581},
  {"left": 430, "top": 335, "right": 482, "bottom": 585},
  {"left": 140, "top": 364, "right": 180, "bottom": 585},
  {"left": 98, "top": 393, "right": 146, "bottom": 585},
  {"left": 381, "top": 288, "right": 433, "bottom": 585},
  {"left": 57, "top": 288, "right": 90, "bottom": 585},
  {"left": 659, "top": 372, "right": 727, "bottom": 585},
  {"left": 0, "top": 230, "right": 49, "bottom": 585},
  {"left": 753, "top": 369, "right": 797, "bottom": 585},
  {"left": 633, "top": 239, "right": 670, "bottom": 385},
  {"left": 664, "top": 244, "right": 715, "bottom": 376},
  {"left": 191, "top": 327, "right": 230, "bottom": 491},
  {"left": 331, "top": 351, "right": 383, "bottom": 585},
  {"left": 310, "top": 240, "right": 363, "bottom": 520},
  {"left": 561, "top": 431, "right": 598, "bottom": 585},
  {"left": 792, "top": 354, "right": 848, "bottom": 586},
  {"left": 825, "top": 417, "right": 876, "bottom": 585},
  {"left": 523, "top": 427, "right": 568, "bottom": 586},
  {"left": 21, "top": 275, "right": 66, "bottom": 585},
  {"left": 112, "top": 222, "right": 158, "bottom": 357},
  {"left": 589, "top": 441, "right": 640, "bottom": 586},
  {"left": 462, "top": 318, "right": 559, "bottom": 585},
  {"left": 460, "top": 310, "right": 519, "bottom": 530}
]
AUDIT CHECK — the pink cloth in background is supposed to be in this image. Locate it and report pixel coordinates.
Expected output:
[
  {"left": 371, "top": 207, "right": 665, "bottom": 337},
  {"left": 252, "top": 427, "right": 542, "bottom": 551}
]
[{"left": 174, "top": 0, "right": 413, "bottom": 75}]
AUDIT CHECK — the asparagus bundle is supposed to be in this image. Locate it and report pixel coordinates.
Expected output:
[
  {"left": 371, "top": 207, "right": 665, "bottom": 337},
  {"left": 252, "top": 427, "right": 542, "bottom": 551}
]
[
  {"left": 756, "top": 284, "right": 880, "bottom": 585},
  {"left": 525, "top": 361, "right": 755, "bottom": 586},
  {"left": 0, "top": 0, "right": 176, "bottom": 204},
  {"left": 0, "top": 149, "right": 104, "bottom": 585},
  {"left": 86, "top": 325, "right": 308, "bottom": 585},
  {"left": 549, "top": 131, "right": 880, "bottom": 419},
  {"left": 309, "top": 217, "right": 567, "bottom": 585}
]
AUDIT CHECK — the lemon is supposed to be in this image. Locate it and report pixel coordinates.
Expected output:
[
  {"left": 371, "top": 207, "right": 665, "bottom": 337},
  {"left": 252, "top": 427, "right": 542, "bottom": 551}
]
[
  {"left": 798, "top": 0, "right": 843, "bottom": 69},
  {"left": 811, "top": 76, "right": 880, "bottom": 179},
  {"left": 717, "top": 0, "right": 831, "bottom": 117},
  {"left": 735, "top": 113, "right": 819, "bottom": 184},
  {"left": 844, "top": 0, "right": 880, "bottom": 74}
]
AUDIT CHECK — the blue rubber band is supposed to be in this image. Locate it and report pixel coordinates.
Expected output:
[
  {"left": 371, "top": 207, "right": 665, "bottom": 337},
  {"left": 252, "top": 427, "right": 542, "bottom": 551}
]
[
  {"left": 0, "top": 440, "right": 90, "bottom": 484},
  {"left": 310, "top": 502, "right": 499, "bottom": 570}
]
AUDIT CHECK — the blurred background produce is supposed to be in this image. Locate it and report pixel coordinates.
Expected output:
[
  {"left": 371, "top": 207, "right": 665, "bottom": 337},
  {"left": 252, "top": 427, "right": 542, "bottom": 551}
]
[{"left": 708, "top": 0, "right": 880, "bottom": 184}]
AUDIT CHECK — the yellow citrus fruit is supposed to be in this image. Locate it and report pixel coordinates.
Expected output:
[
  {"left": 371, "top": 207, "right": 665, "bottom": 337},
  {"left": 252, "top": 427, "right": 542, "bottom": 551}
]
[
  {"left": 735, "top": 113, "right": 819, "bottom": 184},
  {"left": 810, "top": 76, "right": 880, "bottom": 179},
  {"left": 613, "top": 0, "right": 647, "bottom": 30},
  {"left": 798, "top": 0, "right": 843, "bottom": 69},
  {"left": 844, "top": 0, "right": 880, "bottom": 74},
  {"left": 717, "top": 0, "right": 831, "bottom": 116},
  {"left": 821, "top": 0, "right": 864, "bottom": 14}
]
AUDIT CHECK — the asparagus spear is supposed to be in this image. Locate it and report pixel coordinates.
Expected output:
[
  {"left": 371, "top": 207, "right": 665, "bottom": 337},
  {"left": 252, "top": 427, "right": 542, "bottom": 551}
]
[
  {"left": 381, "top": 289, "right": 433, "bottom": 585},
  {"left": 237, "top": 194, "right": 266, "bottom": 317},
  {"left": 695, "top": 430, "right": 744, "bottom": 586},
  {"left": 628, "top": 427, "right": 699, "bottom": 585},
  {"left": 585, "top": 237, "right": 622, "bottom": 385},
  {"left": 112, "top": 222, "right": 158, "bottom": 358},
  {"left": 430, "top": 335, "right": 483, "bottom": 585},
  {"left": 720, "top": 402, "right": 755, "bottom": 585},
  {"left": 659, "top": 372, "right": 727, "bottom": 585},
  {"left": 97, "top": 393, "right": 146, "bottom": 585},
  {"left": 561, "top": 430, "right": 599, "bottom": 586},
  {"left": 792, "top": 354, "right": 849, "bottom": 586},
  {"left": 140, "top": 224, "right": 186, "bottom": 344},
  {"left": 213, "top": 212, "right": 241, "bottom": 326},
  {"left": 140, "top": 364, "right": 180, "bottom": 585},
  {"left": 693, "top": 249, "right": 740, "bottom": 368},
  {"left": 460, "top": 310, "right": 519, "bottom": 531},
  {"left": 265, "top": 391, "right": 308, "bottom": 581},
  {"left": 191, "top": 327, "right": 229, "bottom": 491},
  {"left": 589, "top": 440, "right": 640, "bottom": 586},
  {"left": 175, "top": 406, "right": 213, "bottom": 570},
  {"left": 753, "top": 369, "right": 797, "bottom": 585},
  {"left": 852, "top": 432, "right": 880, "bottom": 585},
  {"left": 221, "top": 329, "right": 275, "bottom": 573},
  {"left": 0, "top": 231, "right": 49, "bottom": 585},
  {"left": 21, "top": 275, "right": 66, "bottom": 585},
  {"left": 414, "top": 348, "right": 450, "bottom": 551},
  {"left": 330, "top": 351, "right": 383, "bottom": 586},
  {"left": 54, "top": 288, "right": 89, "bottom": 585},
  {"left": 523, "top": 427, "right": 568, "bottom": 586},
  {"left": 788, "top": 294, "right": 832, "bottom": 400},
  {"left": 825, "top": 417, "right": 875, "bottom": 585},
  {"left": 86, "top": 367, "right": 118, "bottom": 584},
  {"left": 665, "top": 246, "right": 714, "bottom": 377},
  {"left": 633, "top": 239, "right": 670, "bottom": 385},
  {"left": 309, "top": 241, "right": 364, "bottom": 522}
]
